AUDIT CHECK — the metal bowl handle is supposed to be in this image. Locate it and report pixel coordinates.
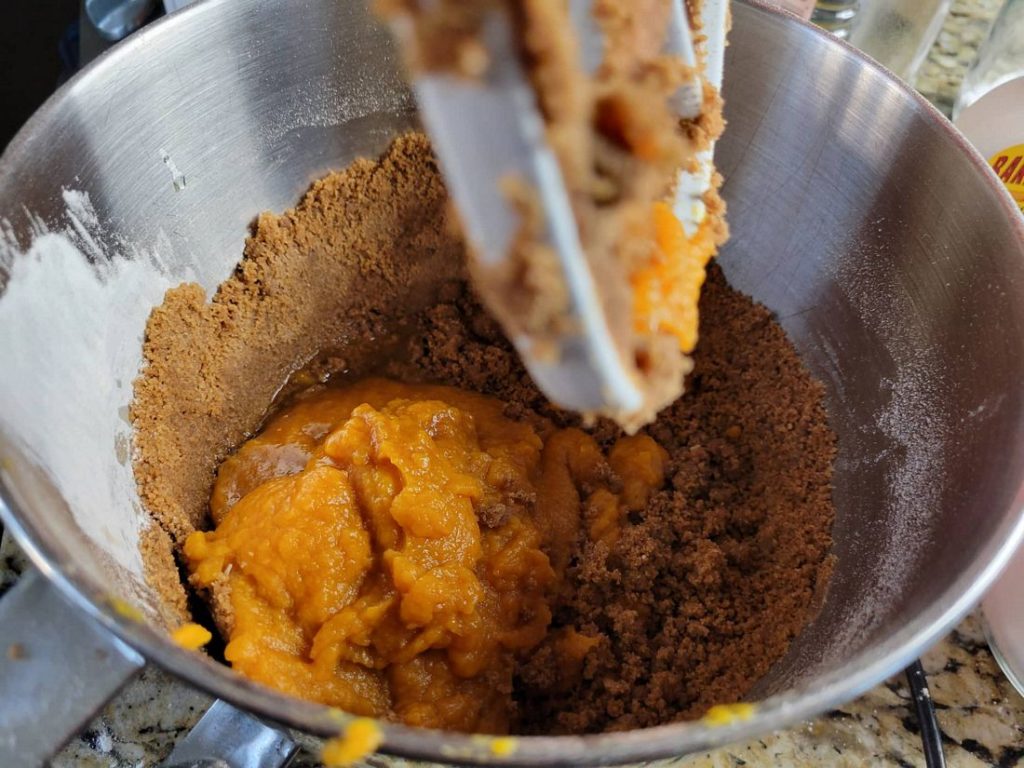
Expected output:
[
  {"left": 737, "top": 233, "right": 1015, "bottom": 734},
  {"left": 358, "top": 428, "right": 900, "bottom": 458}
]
[
  {"left": 161, "top": 699, "right": 298, "bottom": 768},
  {"left": 0, "top": 570, "right": 145, "bottom": 766},
  {"left": 0, "top": 570, "right": 299, "bottom": 767}
]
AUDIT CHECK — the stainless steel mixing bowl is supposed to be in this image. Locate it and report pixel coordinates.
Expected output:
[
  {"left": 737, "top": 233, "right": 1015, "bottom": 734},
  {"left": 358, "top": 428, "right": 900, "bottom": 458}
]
[{"left": 2, "top": 0, "right": 1024, "bottom": 765}]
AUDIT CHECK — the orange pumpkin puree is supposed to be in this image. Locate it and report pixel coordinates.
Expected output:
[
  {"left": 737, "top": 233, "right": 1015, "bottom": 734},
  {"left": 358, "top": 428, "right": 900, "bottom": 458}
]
[
  {"left": 632, "top": 202, "right": 719, "bottom": 354},
  {"left": 184, "top": 379, "right": 667, "bottom": 733}
]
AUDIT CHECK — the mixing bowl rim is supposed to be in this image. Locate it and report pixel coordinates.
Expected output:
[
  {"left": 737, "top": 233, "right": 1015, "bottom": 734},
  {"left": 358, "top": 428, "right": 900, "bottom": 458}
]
[{"left": 3, "top": 0, "right": 1024, "bottom": 763}]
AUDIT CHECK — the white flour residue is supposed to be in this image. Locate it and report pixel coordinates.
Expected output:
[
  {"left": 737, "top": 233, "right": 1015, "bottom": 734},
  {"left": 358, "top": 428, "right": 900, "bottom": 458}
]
[
  {"left": 876, "top": 353, "right": 947, "bottom": 539},
  {"left": 857, "top": 268, "right": 948, "bottom": 555},
  {"left": 256, "top": 68, "right": 413, "bottom": 148},
  {"left": 757, "top": 238, "right": 956, "bottom": 690},
  {"left": 62, "top": 189, "right": 106, "bottom": 261},
  {"left": 0, "top": 190, "right": 186, "bottom": 579},
  {"left": 825, "top": 240, "right": 951, "bottom": 655},
  {"left": 62, "top": 188, "right": 99, "bottom": 229}
]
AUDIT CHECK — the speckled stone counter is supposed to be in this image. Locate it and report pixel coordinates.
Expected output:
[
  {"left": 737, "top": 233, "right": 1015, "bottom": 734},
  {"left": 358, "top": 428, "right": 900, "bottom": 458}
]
[{"left": 4, "top": 2, "right": 1023, "bottom": 766}]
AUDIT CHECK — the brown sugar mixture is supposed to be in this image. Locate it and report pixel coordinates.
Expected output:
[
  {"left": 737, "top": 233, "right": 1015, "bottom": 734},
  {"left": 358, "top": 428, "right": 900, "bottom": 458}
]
[
  {"left": 407, "top": 272, "right": 835, "bottom": 734},
  {"left": 131, "top": 134, "right": 835, "bottom": 734}
]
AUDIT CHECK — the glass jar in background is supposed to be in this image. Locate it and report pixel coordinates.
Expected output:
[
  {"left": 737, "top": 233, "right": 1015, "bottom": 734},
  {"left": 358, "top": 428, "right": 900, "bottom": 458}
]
[
  {"left": 955, "top": 0, "right": 1024, "bottom": 116},
  {"left": 812, "top": 0, "right": 861, "bottom": 39},
  {"left": 846, "top": 0, "right": 954, "bottom": 81},
  {"left": 763, "top": 0, "right": 816, "bottom": 20}
]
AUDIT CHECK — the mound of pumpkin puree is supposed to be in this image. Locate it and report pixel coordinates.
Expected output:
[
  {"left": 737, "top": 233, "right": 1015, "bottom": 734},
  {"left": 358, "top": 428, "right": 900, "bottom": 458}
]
[{"left": 184, "top": 378, "right": 666, "bottom": 733}]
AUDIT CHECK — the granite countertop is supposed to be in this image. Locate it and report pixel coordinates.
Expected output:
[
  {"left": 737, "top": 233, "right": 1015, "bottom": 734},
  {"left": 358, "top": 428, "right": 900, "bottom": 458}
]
[{"left": 4, "top": 1, "right": 1023, "bottom": 766}]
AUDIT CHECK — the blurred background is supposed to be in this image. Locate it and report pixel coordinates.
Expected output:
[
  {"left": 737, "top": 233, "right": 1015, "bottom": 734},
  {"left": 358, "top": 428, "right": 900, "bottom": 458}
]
[
  {"left": 0, "top": 0, "right": 78, "bottom": 151},
  {"left": 0, "top": 0, "right": 190, "bottom": 149},
  {"left": 0, "top": 0, "right": 1014, "bottom": 152}
]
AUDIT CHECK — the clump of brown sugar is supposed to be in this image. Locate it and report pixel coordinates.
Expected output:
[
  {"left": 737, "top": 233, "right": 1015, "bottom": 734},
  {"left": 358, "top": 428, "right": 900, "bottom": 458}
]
[{"left": 132, "top": 134, "right": 835, "bottom": 731}]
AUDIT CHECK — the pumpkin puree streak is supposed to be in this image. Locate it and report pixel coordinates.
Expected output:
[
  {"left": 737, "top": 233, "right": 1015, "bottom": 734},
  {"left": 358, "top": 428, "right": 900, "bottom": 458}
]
[
  {"left": 184, "top": 379, "right": 666, "bottom": 733},
  {"left": 632, "top": 202, "right": 719, "bottom": 354}
]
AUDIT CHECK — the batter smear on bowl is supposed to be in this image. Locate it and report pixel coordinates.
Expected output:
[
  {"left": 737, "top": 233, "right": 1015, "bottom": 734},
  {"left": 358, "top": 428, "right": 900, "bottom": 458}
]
[{"left": 131, "top": 135, "right": 836, "bottom": 735}]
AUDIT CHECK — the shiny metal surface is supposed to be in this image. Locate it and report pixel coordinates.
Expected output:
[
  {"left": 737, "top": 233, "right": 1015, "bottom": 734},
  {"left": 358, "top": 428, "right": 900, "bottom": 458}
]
[
  {"left": 161, "top": 700, "right": 297, "bottom": 768},
  {"left": 0, "top": 571, "right": 144, "bottom": 766},
  {"left": 1, "top": 0, "right": 1024, "bottom": 765}
]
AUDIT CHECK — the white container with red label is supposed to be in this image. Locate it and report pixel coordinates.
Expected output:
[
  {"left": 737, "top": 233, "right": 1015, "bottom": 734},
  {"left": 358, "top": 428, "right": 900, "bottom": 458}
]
[{"left": 956, "top": 77, "right": 1024, "bottom": 216}]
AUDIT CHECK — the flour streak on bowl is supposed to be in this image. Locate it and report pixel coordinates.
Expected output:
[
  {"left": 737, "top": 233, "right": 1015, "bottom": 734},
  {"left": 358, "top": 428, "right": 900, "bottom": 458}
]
[{"left": 0, "top": 192, "right": 185, "bottom": 587}]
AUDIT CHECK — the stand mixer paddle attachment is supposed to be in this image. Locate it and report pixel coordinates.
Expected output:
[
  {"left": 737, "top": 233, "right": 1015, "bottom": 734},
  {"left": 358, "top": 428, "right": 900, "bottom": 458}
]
[{"left": 381, "top": 0, "right": 730, "bottom": 431}]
